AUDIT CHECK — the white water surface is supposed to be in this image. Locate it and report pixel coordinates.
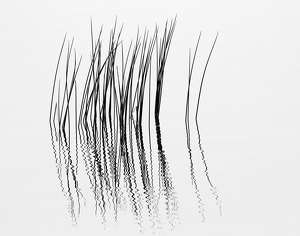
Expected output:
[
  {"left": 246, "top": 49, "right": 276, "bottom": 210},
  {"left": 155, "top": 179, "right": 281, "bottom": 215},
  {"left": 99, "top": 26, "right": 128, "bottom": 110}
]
[{"left": 1, "top": 0, "right": 300, "bottom": 235}]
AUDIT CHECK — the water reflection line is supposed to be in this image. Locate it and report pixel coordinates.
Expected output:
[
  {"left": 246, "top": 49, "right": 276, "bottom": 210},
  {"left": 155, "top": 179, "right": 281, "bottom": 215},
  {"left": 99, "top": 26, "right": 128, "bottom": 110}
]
[
  {"left": 101, "top": 121, "right": 113, "bottom": 210},
  {"left": 75, "top": 82, "right": 79, "bottom": 176},
  {"left": 49, "top": 124, "right": 66, "bottom": 212},
  {"left": 119, "top": 121, "right": 142, "bottom": 226},
  {"left": 147, "top": 63, "right": 162, "bottom": 233},
  {"left": 147, "top": 113, "right": 161, "bottom": 232},
  {"left": 155, "top": 116, "right": 179, "bottom": 230},
  {"left": 78, "top": 125, "right": 96, "bottom": 210},
  {"left": 50, "top": 117, "right": 81, "bottom": 225},
  {"left": 62, "top": 131, "right": 83, "bottom": 223},
  {"left": 107, "top": 118, "right": 119, "bottom": 221},
  {"left": 135, "top": 122, "right": 159, "bottom": 231},
  {"left": 195, "top": 120, "right": 222, "bottom": 216},
  {"left": 185, "top": 122, "right": 205, "bottom": 222}
]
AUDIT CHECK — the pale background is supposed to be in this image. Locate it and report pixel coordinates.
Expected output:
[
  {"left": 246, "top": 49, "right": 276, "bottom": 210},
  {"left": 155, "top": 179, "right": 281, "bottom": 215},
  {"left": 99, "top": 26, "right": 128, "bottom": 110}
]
[{"left": 0, "top": 0, "right": 300, "bottom": 235}]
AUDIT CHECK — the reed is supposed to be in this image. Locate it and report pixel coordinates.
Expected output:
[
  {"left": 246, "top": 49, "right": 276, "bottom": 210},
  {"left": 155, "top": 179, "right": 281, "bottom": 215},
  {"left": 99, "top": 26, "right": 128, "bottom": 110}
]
[
  {"left": 49, "top": 35, "right": 82, "bottom": 140},
  {"left": 49, "top": 34, "right": 66, "bottom": 124},
  {"left": 195, "top": 32, "right": 218, "bottom": 121},
  {"left": 154, "top": 17, "right": 176, "bottom": 118},
  {"left": 185, "top": 32, "right": 201, "bottom": 132},
  {"left": 51, "top": 18, "right": 179, "bottom": 137},
  {"left": 135, "top": 28, "right": 157, "bottom": 125}
]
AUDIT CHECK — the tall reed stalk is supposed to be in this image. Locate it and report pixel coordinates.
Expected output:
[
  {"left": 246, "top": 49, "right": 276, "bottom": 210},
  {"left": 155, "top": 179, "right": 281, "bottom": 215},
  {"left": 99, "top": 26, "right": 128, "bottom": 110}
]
[{"left": 154, "top": 17, "right": 176, "bottom": 118}]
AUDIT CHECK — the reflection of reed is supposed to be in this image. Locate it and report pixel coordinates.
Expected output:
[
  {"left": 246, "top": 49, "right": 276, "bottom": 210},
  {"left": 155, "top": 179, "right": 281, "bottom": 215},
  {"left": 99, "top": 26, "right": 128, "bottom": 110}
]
[
  {"left": 49, "top": 123, "right": 84, "bottom": 225},
  {"left": 49, "top": 124, "right": 66, "bottom": 209},
  {"left": 78, "top": 125, "right": 96, "bottom": 205},
  {"left": 135, "top": 125, "right": 151, "bottom": 193},
  {"left": 122, "top": 125, "right": 143, "bottom": 228},
  {"left": 195, "top": 121, "right": 222, "bottom": 216},
  {"left": 134, "top": 123, "right": 158, "bottom": 227},
  {"left": 155, "top": 116, "right": 179, "bottom": 230},
  {"left": 147, "top": 115, "right": 161, "bottom": 232},
  {"left": 185, "top": 120, "right": 206, "bottom": 221},
  {"left": 107, "top": 117, "right": 119, "bottom": 217},
  {"left": 61, "top": 131, "right": 84, "bottom": 224},
  {"left": 92, "top": 125, "right": 106, "bottom": 217}
]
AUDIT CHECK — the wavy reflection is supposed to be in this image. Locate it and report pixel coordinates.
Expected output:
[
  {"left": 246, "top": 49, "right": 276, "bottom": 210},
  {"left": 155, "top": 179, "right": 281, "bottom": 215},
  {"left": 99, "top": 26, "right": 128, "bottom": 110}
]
[
  {"left": 196, "top": 120, "right": 222, "bottom": 216},
  {"left": 185, "top": 120, "right": 205, "bottom": 221},
  {"left": 155, "top": 116, "right": 179, "bottom": 230},
  {"left": 50, "top": 123, "right": 84, "bottom": 225}
]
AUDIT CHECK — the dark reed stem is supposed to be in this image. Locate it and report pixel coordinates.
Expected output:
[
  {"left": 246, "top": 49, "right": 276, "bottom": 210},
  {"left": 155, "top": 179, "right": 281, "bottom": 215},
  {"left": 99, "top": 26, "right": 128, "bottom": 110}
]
[
  {"left": 60, "top": 39, "right": 74, "bottom": 129},
  {"left": 50, "top": 34, "right": 67, "bottom": 124},
  {"left": 185, "top": 32, "right": 201, "bottom": 131},
  {"left": 136, "top": 28, "right": 157, "bottom": 125},
  {"left": 62, "top": 50, "right": 82, "bottom": 132},
  {"left": 195, "top": 32, "right": 218, "bottom": 121},
  {"left": 154, "top": 17, "right": 176, "bottom": 118},
  {"left": 78, "top": 29, "right": 102, "bottom": 130}
]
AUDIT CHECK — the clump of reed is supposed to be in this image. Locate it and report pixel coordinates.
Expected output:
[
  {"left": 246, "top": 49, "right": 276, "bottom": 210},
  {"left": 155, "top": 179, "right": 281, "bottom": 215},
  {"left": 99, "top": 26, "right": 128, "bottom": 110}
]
[
  {"left": 49, "top": 18, "right": 178, "bottom": 142},
  {"left": 154, "top": 17, "right": 176, "bottom": 118},
  {"left": 49, "top": 35, "right": 82, "bottom": 141},
  {"left": 49, "top": 17, "right": 220, "bottom": 225},
  {"left": 49, "top": 19, "right": 178, "bottom": 223}
]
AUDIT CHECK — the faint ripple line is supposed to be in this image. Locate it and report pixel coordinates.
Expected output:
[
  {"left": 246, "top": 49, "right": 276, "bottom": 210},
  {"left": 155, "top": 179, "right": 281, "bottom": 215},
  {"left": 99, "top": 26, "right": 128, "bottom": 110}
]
[
  {"left": 196, "top": 120, "right": 222, "bottom": 216},
  {"left": 50, "top": 125, "right": 66, "bottom": 198}
]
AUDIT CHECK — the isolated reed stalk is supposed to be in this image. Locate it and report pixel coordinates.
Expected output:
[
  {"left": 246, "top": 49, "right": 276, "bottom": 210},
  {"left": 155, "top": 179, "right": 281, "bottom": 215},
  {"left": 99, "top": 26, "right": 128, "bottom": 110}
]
[
  {"left": 50, "top": 34, "right": 67, "bottom": 124},
  {"left": 195, "top": 33, "right": 218, "bottom": 121}
]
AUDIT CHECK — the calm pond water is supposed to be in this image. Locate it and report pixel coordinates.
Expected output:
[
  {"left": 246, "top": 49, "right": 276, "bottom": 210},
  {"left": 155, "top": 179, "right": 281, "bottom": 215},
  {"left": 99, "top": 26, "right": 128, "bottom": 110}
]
[{"left": 1, "top": 1, "right": 300, "bottom": 235}]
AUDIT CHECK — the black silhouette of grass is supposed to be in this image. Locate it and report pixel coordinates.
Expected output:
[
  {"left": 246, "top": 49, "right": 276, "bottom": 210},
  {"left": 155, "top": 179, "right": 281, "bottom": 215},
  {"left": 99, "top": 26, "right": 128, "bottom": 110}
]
[
  {"left": 50, "top": 18, "right": 177, "bottom": 135},
  {"left": 135, "top": 28, "right": 157, "bottom": 125},
  {"left": 185, "top": 32, "right": 201, "bottom": 135},
  {"left": 50, "top": 34, "right": 66, "bottom": 125},
  {"left": 195, "top": 32, "right": 218, "bottom": 121},
  {"left": 154, "top": 17, "right": 176, "bottom": 118}
]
